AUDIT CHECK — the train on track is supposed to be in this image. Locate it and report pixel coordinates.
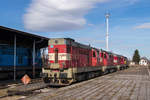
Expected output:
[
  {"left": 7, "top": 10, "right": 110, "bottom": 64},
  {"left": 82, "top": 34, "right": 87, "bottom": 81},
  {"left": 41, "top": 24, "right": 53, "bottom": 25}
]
[{"left": 42, "top": 38, "right": 129, "bottom": 86}]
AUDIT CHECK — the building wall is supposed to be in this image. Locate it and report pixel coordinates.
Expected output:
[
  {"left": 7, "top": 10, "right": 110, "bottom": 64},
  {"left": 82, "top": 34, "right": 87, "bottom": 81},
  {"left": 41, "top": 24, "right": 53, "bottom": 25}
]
[{"left": 139, "top": 59, "right": 148, "bottom": 66}]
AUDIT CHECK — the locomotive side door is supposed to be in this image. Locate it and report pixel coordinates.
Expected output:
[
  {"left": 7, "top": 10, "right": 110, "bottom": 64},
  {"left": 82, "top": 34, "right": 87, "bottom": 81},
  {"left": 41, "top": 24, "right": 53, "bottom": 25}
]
[
  {"left": 103, "top": 52, "right": 107, "bottom": 66},
  {"left": 54, "top": 48, "right": 58, "bottom": 63},
  {"left": 92, "top": 49, "right": 97, "bottom": 66}
]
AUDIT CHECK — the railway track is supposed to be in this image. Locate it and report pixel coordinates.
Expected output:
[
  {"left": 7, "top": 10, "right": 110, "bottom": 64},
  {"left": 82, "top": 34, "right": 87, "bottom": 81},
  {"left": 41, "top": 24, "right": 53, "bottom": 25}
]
[
  {"left": 7, "top": 82, "right": 49, "bottom": 95},
  {"left": 0, "top": 78, "right": 42, "bottom": 87},
  {"left": 0, "top": 69, "right": 119, "bottom": 99},
  {"left": 23, "top": 66, "right": 150, "bottom": 100},
  {"left": 1, "top": 66, "right": 149, "bottom": 100},
  {"left": 0, "top": 68, "right": 127, "bottom": 99},
  {"left": 0, "top": 78, "right": 46, "bottom": 98}
]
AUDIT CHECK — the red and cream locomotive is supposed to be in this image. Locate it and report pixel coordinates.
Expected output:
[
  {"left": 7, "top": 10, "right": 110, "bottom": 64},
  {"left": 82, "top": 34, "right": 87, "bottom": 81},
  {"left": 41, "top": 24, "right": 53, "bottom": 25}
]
[{"left": 42, "top": 38, "right": 128, "bottom": 85}]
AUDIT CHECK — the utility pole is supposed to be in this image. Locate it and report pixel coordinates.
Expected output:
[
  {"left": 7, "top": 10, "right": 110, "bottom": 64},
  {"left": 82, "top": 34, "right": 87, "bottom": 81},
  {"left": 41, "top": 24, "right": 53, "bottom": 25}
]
[{"left": 105, "top": 13, "right": 110, "bottom": 51}]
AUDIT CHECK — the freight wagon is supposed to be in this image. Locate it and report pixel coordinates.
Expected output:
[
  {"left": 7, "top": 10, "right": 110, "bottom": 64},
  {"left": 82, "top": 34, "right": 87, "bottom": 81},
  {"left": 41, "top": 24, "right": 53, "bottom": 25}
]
[{"left": 0, "top": 44, "right": 42, "bottom": 79}]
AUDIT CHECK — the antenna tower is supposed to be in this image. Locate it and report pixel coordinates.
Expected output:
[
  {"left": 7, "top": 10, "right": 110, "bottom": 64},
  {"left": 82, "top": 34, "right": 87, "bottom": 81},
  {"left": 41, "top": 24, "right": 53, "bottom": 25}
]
[{"left": 105, "top": 13, "right": 110, "bottom": 51}]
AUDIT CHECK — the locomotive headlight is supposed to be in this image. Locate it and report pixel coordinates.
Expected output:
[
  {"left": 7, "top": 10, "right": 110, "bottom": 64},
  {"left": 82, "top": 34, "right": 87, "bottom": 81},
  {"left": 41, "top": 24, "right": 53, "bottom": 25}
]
[{"left": 114, "top": 60, "right": 117, "bottom": 63}]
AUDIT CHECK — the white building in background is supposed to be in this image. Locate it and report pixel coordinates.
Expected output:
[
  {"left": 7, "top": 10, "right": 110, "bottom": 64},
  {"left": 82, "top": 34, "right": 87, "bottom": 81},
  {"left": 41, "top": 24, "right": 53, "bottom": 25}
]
[
  {"left": 139, "top": 57, "right": 149, "bottom": 66},
  {"left": 130, "top": 62, "right": 135, "bottom": 66}
]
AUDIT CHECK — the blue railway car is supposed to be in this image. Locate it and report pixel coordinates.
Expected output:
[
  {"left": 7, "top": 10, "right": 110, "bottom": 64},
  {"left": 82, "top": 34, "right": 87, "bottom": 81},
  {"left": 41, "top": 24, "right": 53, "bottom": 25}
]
[{"left": 0, "top": 45, "right": 42, "bottom": 79}]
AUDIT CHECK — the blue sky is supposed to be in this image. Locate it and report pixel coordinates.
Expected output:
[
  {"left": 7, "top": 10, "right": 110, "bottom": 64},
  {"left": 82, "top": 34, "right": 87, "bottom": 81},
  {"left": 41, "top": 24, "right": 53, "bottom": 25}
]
[{"left": 0, "top": 0, "right": 150, "bottom": 59}]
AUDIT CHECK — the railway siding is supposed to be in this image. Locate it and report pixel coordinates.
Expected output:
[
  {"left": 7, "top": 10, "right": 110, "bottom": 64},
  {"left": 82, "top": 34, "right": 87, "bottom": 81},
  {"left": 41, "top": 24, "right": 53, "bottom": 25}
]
[
  {"left": 0, "top": 78, "right": 43, "bottom": 98},
  {"left": 2, "top": 66, "right": 150, "bottom": 100},
  {"left": 27, "top": 66, "right": 150, "bottom": 100},
  {"left": 7, "top": 82, "right": 48, "bottom": 95}
]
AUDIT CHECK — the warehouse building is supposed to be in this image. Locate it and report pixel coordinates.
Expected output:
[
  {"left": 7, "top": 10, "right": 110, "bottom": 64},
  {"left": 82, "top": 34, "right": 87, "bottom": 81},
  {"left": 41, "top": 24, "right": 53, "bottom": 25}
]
[{"left": 0, "top": 26, "right": 48, "bottom": 80}]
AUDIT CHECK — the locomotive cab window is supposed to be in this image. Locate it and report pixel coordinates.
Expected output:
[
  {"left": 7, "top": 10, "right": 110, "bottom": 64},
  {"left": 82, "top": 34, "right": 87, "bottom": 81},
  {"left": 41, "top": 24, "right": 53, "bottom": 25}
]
[
  {"left": 109, "top": 55, "right": 112, "bottom": 58},
  {"left": 93, "top": 51, "right": 96, "bottom": 57},
  {"left": 67, "top": 46, "right": 71, "bottom": 53},
  {"left": 97, "top": 51, "right": 99, "bottom": 56},
  {"left": 104, "top": 54, "right": 106, "bottom": 59},
  {"left": 101, "top": 53, "right": 103, "bottom": 57}
]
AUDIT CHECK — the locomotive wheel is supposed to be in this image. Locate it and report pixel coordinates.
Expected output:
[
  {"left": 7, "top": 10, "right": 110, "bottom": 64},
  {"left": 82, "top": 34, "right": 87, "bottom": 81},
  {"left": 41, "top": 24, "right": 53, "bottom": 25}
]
[
  {"left": 43, "top": 78, "right": 50, "bottom": 83},
  {"left": 103, "top": 69, "right": 109, "bottom": 75}
]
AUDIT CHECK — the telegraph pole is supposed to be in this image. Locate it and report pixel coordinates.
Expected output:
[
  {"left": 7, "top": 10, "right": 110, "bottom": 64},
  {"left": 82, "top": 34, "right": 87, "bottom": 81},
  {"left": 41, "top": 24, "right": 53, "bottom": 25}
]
[{"left": 105, "top": 13, "right": 110, "bottom": 51}]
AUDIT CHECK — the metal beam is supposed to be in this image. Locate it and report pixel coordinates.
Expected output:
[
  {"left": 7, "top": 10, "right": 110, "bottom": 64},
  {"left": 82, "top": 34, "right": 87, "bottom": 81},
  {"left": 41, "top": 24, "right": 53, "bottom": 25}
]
[
  {"left": 33, "top": 40, "right": 35, "bottom": 78},
  {"left": 14, "top": 34, "right": 16, "bottom": 81}
]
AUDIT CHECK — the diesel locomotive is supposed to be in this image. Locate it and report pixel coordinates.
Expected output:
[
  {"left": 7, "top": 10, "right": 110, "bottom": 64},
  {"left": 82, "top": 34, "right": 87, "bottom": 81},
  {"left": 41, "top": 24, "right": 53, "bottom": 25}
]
[{"left": 42, "top": 38, "right": 128, "bottom": 85}]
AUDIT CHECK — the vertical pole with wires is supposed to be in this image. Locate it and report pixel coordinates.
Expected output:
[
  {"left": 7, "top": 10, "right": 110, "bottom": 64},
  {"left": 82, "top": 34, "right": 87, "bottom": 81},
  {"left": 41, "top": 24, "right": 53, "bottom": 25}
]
[{"left": 105, "top": 13, "right": 110, "bottom": 51}]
